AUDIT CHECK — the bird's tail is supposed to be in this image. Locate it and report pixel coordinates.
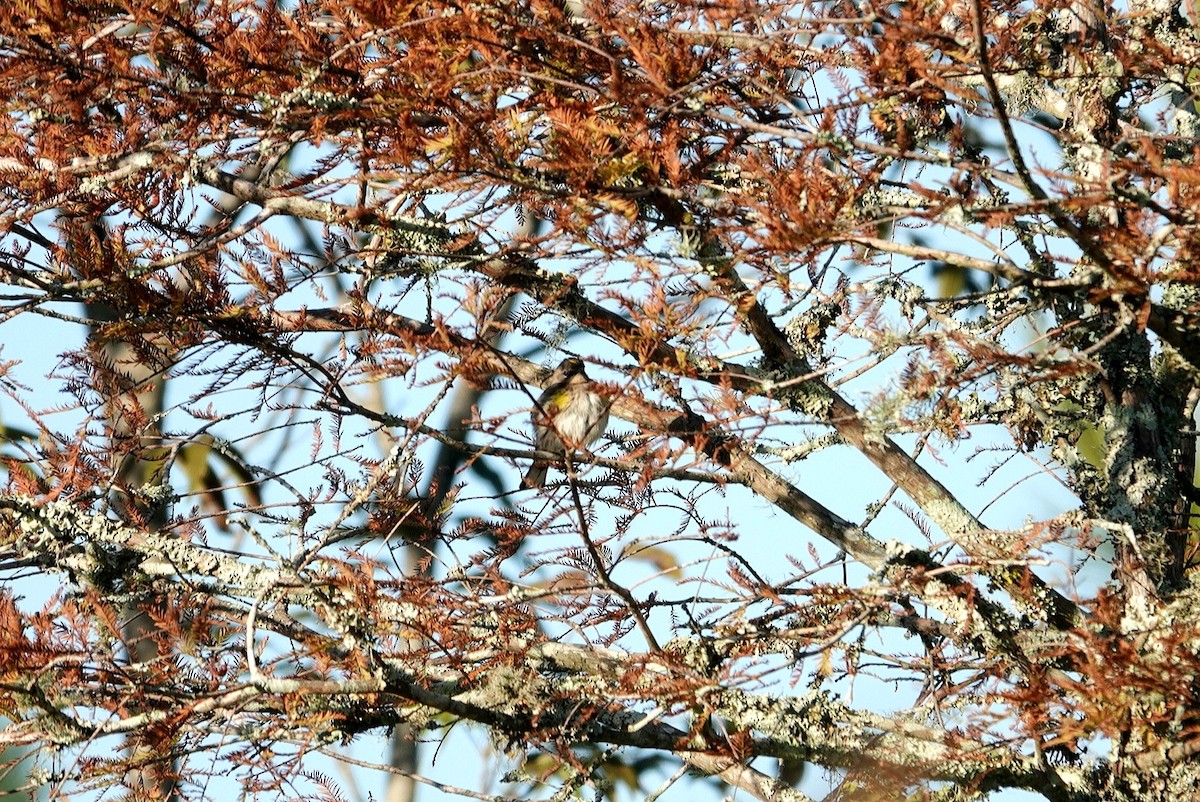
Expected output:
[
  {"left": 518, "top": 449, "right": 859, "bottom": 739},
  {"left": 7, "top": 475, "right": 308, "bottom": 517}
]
[{"left": 521, "top": 464, "right": 548, "bottom": 489}]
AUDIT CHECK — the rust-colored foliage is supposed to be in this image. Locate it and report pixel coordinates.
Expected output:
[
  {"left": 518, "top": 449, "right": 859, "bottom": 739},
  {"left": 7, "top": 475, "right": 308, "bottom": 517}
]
[{"left": 4, "top": 0, "right": 1200, "bottom": 800}]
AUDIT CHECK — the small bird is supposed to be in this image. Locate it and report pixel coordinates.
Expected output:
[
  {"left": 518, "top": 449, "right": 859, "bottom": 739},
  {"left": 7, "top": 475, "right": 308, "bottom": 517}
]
[{"left": 521, "top": 357, "right": 609, "bottom": 489}]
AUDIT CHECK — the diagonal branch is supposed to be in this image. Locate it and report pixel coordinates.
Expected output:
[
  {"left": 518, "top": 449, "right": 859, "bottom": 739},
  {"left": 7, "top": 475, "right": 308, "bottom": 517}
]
[{"left": 185, "top": 162, "right": 1078, "bottom": 629}]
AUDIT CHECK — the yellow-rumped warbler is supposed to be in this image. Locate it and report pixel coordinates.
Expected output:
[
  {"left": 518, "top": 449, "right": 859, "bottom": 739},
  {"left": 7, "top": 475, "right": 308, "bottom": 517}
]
[{"left": 521, "top": 357, "right": 609, "bottom": 489}]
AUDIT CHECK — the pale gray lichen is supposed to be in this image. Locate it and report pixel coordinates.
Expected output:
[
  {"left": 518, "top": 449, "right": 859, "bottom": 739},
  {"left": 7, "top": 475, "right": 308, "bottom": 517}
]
[
  {"left": 1001, "top": 71, "right": 1041, "bottom": 117},
  {"left": 882, "top": 539, "right": 915, "bottom": 561}
]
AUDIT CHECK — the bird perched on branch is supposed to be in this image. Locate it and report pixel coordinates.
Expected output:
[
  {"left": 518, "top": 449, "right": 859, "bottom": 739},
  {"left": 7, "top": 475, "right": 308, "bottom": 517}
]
[{"left": 522, "top": 357, "right": 609, "bottom": 489}]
